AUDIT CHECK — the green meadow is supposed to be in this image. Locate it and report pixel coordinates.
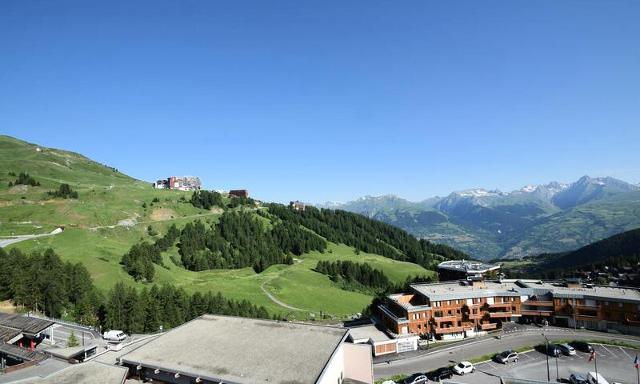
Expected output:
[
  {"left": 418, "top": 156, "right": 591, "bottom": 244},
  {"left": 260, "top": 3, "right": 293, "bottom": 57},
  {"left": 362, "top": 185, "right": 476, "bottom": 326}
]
[{"left": 1, "top": 135, "right": 431, "bottom": 319}]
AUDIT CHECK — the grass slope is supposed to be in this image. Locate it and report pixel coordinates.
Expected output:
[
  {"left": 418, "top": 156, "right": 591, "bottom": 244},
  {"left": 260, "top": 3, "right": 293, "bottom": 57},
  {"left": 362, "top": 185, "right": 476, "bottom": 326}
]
[{"left": 1, "top": 135, "right": 430, "bottom": 319}]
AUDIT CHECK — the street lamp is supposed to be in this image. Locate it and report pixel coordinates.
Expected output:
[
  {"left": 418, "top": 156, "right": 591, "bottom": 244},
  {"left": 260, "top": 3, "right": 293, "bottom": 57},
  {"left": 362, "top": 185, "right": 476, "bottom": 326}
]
[{"left": 543, "top": 334, "right": 551, "bottom": 382}]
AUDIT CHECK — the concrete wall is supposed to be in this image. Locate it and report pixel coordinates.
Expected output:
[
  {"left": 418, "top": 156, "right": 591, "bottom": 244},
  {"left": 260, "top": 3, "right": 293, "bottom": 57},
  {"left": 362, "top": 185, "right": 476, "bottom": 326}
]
[{"left": 343, "top": 343, "right": 374, "bottom": 384}]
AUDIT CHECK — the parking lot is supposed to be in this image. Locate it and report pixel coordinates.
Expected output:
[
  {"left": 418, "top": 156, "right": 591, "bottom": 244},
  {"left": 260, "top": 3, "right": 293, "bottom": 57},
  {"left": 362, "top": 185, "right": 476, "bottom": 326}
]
[{"left": 452, "top": 344, "right": 639, "bottom": 384}]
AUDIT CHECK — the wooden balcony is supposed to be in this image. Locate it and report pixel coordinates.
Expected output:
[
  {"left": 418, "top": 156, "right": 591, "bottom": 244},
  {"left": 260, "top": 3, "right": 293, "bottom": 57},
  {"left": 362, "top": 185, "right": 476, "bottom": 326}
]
[
  {"left": 434, "top": 326, "right": 464, "bottom": 334},
  {"left": 523, "top": 300, "right": 554, "bottom": 307},
  {"left": 576, "top": 305, "right": 598, "bottom": 310},
  {"left": 490, "top": 302, "right": 512, "bottom": 309},
  {"left": 481, "top": 323, "right": 497, "bottom": 330},
  {"left": 489, "top": 312, "right": 513, "bottom": 318},
  {"left": 521, "top": 309, "right": 553, "bottom": 317},
  {"left": 433, "top": 315, "right": 458, "bottom": 322}
]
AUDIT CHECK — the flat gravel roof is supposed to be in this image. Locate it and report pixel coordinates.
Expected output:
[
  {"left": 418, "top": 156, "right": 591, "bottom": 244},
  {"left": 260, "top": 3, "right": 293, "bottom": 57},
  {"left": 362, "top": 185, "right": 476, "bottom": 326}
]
[
  {"left": 120, "top": 315, "right": 349, "bottom": 384},
  {"left": 10, "top": 361, "right": 128, "bottom": 384}
]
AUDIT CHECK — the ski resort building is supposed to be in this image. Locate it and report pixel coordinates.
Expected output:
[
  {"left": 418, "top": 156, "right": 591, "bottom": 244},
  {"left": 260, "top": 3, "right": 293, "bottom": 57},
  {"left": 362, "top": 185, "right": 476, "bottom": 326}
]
[
  {"left": 229, "top": 189, "right": 249, "bottom": 198},
  {"left": 378, "top": 279, "right": 640, "bottom": 341},
  {"left": 154, "top": 176, "right": 201, "bottom": 191},
  {"left": 119, "top": 314, "right": 374, "bottom": 384}
]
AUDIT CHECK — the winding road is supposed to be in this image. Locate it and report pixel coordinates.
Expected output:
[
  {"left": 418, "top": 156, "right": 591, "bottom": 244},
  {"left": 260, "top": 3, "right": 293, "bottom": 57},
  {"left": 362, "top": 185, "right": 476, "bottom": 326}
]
[{"left": 260, "top": 281, "right": 304, "bottom": 311}]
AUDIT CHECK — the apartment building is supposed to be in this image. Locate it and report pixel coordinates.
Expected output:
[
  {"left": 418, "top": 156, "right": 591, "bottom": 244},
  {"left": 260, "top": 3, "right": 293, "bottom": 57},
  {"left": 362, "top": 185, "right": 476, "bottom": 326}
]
[{"left": 378, "top": 279, "right": 640, "bottom": 340}]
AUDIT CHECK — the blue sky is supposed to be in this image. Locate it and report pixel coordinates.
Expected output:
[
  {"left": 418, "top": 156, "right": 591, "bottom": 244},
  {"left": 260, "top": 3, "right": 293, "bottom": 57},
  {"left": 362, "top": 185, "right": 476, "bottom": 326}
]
[{"left": 1, "top": 1, "right": 639, "bottom": 203}]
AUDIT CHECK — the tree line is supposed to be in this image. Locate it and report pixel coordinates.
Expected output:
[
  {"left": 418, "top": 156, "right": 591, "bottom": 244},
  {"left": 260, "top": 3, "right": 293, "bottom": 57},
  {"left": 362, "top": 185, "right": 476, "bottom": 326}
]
[
  {"left": 0, "top": 247, "right": 272, "bottom": 332},
  {"left": 190, "top": 190, "right": 224, "bottom": 209},
  {"left": 315, "top": 260, "right": 391, "bottom": 292},
  {"left": 104, "top": 282, "right": 270, "bottom": 334},
  {"left": 0, "top": 248, "right": 102, "bottom": 324},
  {"left": 315, "top": 260, "right": 437, "bottom": 295},
  {"left": 267, "top": 204, "right": 466, "bottom": 268},
  {"left": 121, "top": 224, "right": 180, "bottom": 281},
  {"left": 179, "top": 211, "right": 325, "bottom": 272},
  {"left": 190, "top": 190, "right": 256, "bottom": 210}
]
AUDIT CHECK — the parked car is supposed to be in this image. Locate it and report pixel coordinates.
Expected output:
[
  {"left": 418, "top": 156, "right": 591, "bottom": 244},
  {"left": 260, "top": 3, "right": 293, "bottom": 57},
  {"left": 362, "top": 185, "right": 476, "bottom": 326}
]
[
  {"left": 452, "top": 361, "right": 475, "bottom": 375},
  {"left": 102, "top": 330, "right": 127, "bottom": 342},
  {"left": 570, "top": 373, "right": 589, "bottom": 384},
  {"left": 558, "top": 343, "right": 576, "bottom": 356},
  {"left": 427, "top": 367, "right": 454, "bottom": 381},
  {"left": 587, "top": 372, "right": 610, "bottom": 384},
  {"left": 403, "top": 373, "right": 428, "bottom": 384},
  {"left": 536, "top": 343, "right": 561, "bottom": 357},
  {"left": 570, "top": 341, "right": 594, "bottom": 353},
  {"left": 495, "top": 350, "right": 519, "bottom": 364}
]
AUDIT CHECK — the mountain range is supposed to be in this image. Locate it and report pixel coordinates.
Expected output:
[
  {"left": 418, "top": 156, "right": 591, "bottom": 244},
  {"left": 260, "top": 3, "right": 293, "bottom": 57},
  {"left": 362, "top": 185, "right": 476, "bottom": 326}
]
[{"left": 320, "top": 176, "right": 640, "bottom": 260}]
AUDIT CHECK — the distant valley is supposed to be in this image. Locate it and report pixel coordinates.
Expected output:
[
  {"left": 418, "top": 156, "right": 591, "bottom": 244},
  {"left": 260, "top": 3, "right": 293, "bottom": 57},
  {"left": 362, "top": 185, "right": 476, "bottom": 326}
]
[{"left": 321, "top": 177, "right": 640, "bottom": 260}]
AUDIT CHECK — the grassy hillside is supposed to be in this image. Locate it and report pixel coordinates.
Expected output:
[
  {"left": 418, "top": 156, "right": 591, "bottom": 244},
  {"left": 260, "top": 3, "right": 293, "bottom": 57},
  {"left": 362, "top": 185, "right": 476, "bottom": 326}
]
[{"left": 0, "top": 135, "right": 435, "bottom": 319}]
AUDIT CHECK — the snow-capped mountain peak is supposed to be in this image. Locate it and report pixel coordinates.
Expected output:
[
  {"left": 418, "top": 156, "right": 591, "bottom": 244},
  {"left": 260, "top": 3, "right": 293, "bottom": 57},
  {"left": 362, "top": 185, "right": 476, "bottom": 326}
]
[{"left": 454, "top": 188, "right": 502, "bottom": 198}]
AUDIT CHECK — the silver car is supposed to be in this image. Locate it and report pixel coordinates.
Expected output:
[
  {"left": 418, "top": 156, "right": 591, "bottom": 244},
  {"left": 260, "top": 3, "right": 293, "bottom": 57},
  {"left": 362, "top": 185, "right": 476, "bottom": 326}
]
[
  {"left": 495, "top": 350, "right": 519, "bottom": 364},
  {"left": 558, "top": 343, "right": 576, "bottom": 356}
]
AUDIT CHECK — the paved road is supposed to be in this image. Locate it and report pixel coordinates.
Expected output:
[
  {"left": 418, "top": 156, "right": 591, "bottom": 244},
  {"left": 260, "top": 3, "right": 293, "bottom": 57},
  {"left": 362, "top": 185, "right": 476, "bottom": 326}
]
[{"left": 374, "top": 326, "right": 640, "bottom": 380}]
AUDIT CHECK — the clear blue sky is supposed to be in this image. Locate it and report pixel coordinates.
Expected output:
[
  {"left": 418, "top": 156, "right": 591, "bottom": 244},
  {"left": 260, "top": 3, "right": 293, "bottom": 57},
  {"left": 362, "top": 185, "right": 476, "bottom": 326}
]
[{"left": 1, "top": 1, "right": 639, "bottom": 203}]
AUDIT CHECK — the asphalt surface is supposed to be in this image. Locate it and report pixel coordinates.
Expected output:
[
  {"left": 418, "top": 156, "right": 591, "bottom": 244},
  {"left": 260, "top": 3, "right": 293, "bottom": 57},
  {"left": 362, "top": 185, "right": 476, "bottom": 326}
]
[
  {"left": 374, "top": 326, "right": 640, "bottom": 381},
  {"left": 449, "top": 344, "right": 639, "bottom": 384}
]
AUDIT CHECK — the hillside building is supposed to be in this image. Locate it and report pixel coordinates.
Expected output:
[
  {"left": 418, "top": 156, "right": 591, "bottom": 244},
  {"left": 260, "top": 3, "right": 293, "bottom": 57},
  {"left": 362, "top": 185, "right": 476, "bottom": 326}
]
[
  {"left": 229, "top": 189, "right": 249, "bottom": 198},
  {"left": 378, "top": 279, "right": 640, "bottom": 341},
  {"left": 119, "top": 314, "right": 374, "bottom": 384},
  {"left": 290, "top": 200, "right": 306, "bottom": 211},
  {"left": 154, "top": 176, "right": 201, "bottom": 191},
  {"left": 437, "top": 260, "right": 501, "bottom": 281}
]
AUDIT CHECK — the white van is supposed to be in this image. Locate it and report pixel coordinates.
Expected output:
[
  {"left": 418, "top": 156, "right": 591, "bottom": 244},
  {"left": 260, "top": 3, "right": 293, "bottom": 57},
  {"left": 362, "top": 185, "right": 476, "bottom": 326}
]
[
  {"left": 102, "top": 330, "right": 127, "bottom": 342},
  {"left": 587, "top": 372, "right": 609, "bottom": 384}
]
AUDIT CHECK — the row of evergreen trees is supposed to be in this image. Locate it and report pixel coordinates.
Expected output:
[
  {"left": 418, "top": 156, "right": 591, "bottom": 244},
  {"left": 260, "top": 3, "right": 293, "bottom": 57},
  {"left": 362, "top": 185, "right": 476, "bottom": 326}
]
[
  {"left": 190, "top": 190, "right": 224, "bottom": 209},
  {"left": 315, "top": 260, "right": 391, "bottom": 292},
  {"left": 267, "top": 204, "right": 466, "bottom": 268},
  {"left": 190, "top": 190, "right": 255, "bottom": 210},
  {"left": 120, "top": 224, "right": 180, "bottom": 281},
  {"left": 178, "top": 212, "right": 325, "bottom": 273},
  {"left": 0, "top": 248, "right": 103, "bottom": 323},
  {"left": 104, "top": 282, "right": 270, "bottom": 333},
  {"left": 0, "top": 247, "right": 272, "bottom": 332}
]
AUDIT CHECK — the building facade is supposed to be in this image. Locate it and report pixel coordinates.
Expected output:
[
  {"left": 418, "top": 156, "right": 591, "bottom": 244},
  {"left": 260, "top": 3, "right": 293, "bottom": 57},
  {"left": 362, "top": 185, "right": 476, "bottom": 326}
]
[
  {"left": 154, "top": 176, "right": 201, "bottom": 191},
  {"left": 378, "top": 279, "right": 640, "bottom": 340},
  {"left": 229, "top": 189, "right": 249, "bottom": 198}
]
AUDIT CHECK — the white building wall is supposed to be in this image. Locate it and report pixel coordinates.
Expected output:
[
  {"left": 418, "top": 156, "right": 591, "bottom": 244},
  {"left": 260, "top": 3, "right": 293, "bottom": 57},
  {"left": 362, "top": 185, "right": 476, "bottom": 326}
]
[{"left": 317, "top": 343, "right": 345, "bottom": 384}]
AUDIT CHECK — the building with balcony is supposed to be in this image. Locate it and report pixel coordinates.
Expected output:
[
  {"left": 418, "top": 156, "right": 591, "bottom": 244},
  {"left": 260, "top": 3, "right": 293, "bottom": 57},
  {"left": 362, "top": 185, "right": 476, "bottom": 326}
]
[{"left": 378, "top": 279, "right": 640, "bottom": 341}]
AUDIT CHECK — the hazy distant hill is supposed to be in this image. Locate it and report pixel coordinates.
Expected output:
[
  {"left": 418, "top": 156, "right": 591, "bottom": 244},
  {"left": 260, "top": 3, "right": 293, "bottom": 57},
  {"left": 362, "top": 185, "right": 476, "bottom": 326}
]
[
  {"left": 323, "top": 177, "right": 640, "bottom": 260},
  {"left": 543, "top": 227, "right": 640, "bottom": 269}
]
